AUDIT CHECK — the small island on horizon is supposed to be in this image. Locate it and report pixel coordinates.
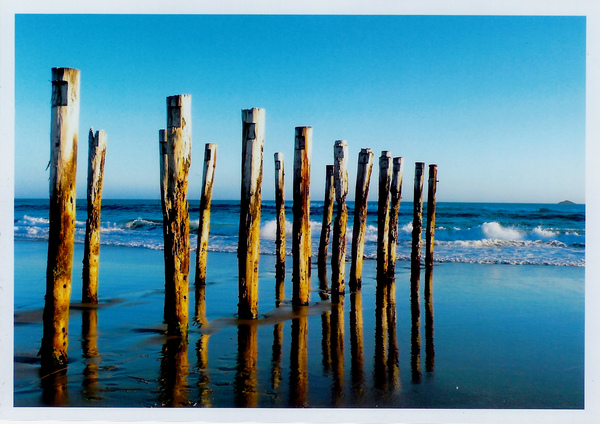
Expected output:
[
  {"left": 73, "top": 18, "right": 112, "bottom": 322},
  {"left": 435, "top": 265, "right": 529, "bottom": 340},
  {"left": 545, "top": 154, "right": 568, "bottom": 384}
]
[{"left": 559, "top": 200, "right": 576, "bottom": 205}]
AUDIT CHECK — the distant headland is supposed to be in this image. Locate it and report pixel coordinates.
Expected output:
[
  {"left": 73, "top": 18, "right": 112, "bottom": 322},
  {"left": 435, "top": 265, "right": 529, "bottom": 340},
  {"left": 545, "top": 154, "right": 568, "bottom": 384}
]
[{"left": 558, "top": 200, "right": 576, "bottom": 205}]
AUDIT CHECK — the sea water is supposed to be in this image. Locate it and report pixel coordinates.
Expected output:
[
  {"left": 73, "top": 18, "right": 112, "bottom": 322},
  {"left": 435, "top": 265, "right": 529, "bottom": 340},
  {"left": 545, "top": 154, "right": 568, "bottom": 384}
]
[
  {"left": 12, "top": 199, "right": 585, "bottom": 410},
  {"left": 14, "top": 199, "right": 585, "bottom": 266}
]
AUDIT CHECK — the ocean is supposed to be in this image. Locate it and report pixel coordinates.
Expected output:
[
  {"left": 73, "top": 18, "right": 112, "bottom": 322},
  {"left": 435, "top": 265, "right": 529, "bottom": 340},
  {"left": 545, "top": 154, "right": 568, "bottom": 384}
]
[
  {"left": 14, "top": 199, "right": 585, "bottom": 267},
  {"left": 12, "top": 199, "right": 585, "bottom": 410}
]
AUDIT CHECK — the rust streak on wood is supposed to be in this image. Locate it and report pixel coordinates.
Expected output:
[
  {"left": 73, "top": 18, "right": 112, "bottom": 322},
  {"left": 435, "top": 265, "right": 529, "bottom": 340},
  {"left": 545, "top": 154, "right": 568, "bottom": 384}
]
[
  {"left": 350, "top": 148, "right": 374, "bottom": 291},
  {"left": 331, "top": 140, "right": 348, "bottom": 299},
  {"left": 161, "top": 94, "right": 192, "bottom": 337},
  {"left": 387, "top": 157, "right": 404, "bottom": 278},
  {"left": 425, "top": 164, "right": 438, "bottom": 269},
  {"left": 82, "top": 128, "right": 107, "bottom": 304},
  {"left": 377, "top": 151, "right": 392, "bottom": 281},
  {"left": 41, "top": 67, "right": 80, "bottom": 371},
  {"left": 274, "top": 152, "right": 286, "bottom": 302},
  {"left": 292, "top": 127, "right": 312, "bottom": 306},
  {"left": 195, "top": 143, "right": 217, "bottom": 286},
  {"left": 238, "top": 108, "right": 265, "bottom": 319}
]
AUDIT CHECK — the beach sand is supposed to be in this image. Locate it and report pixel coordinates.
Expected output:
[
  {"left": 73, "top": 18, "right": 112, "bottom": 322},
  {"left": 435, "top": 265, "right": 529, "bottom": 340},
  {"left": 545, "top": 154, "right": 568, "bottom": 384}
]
[{"left": 13, "top": 240, "right": 584, "bottom": 408}]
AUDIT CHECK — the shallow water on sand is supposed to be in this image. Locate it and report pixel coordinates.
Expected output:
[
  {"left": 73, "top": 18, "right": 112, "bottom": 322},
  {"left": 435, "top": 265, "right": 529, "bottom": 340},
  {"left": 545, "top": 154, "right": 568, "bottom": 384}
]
[{"left": 13, "top": 241, "right": 584, "bottom": 408}]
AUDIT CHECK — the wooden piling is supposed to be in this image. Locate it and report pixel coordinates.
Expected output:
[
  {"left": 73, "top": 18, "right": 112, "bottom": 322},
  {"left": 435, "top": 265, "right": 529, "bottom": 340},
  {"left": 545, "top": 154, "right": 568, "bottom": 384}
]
[
  {"left": 159, "top": 130, "right": 168, "bottom": 211},
  {"left": 41, "top": 67, "right": 80, "bottom": 370},
  {"left": 238, "top": 108, "right": 265, "bottom": 319},
  {"left": 349, "top": 148, "right": 374, "bottom": 291},
  {"left": 387, "top": 157, "right": 404, "bottom": 278},
  {"left": 317, "top": 165, "right": 335, "bottom": 286},
  {"left": 161, "top": 94, "right": 192, "bottom": 337},
  {"left": 425, "top": 164, "right": 438, "bottom": 269},
  {"left": 194, "top": 143, "right": 217, "bottom": 286},
  {"left": 82, "top": 129, "right": 107, "bottom": 304},
  {"left": 331, "top": 140, "right": 348, "bottom": 298},
  {"left": 292, "top": 127, "right": 312, "bottom": 306},
  {"left": 411, "top": 162, "right": 425, "bottom": 273},
  {"left": 377, "top": 151, "right": 392, "bottom": 281},
  {"left": 274, "top": 152, "right": 286, "bottom": 301}
]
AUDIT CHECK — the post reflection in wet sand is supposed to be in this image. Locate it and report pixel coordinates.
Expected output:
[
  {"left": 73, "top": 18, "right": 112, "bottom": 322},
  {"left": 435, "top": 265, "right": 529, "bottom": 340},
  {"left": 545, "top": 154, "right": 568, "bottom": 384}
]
[
  {"left": 349, "top": 290, "right": 364, "bottom": 402},
  {"left": 159, "top": 336, "right": 190, "bottom": 406},
  {"left": 196, "top": 333, "right": 211, "bottom": 407},
  {"left": 81, "top": 306, "right": 100, "bottom": 400},
  {"left": 425, "top": 266, "right": 435, "bottom": 373},
  {"left": 271, "top": 322, "right": 284, "bottom": 390},
  {"left": 374, "top": 279, "right": 400, "bottom": 391},
  {"left": 321, "top": 309, "right": 332, "bottom": 373},
  {"left": 234, "top": 323, "right": 258, "bottom": 407},
  {"left": 386, "top": 280, "right": 400, "bottom": 389},
  {"left": 330, "top": 297, "right": 344, "bottom": 405},
  {"left": 410, "top": 261, "right": 422, "bottom": 384},
  {"left": 40, "top": 367, "right": 68, "bottom": 406},
  {"left": 289, "top": 311, "right": 308, "bottom": 407}
]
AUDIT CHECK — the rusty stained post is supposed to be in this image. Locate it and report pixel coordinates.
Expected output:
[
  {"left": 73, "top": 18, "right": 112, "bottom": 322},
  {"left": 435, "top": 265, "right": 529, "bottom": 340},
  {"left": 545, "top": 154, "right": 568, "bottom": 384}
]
[
  {"left": 425, "top": 164, "right": 438, "bottom": 269},
  {"left": 292, "top": 127, "right": 312, "bottom": 306},
  {"left": 411, "top": 162, "right": 425, "bottom": 274},
  {"left": 349, "top": 148, "right": 374, "bottom": 291},
  {"left": 161, "top": 94, "right": 192, "bottom": 337},
  {"left": 331, "top": 140, "right": 349, "bottom": 299},
  {"left": 387, "top": 157, "right": 404, "bottom": 278},
  {"left": 82, "top": 128, "right": 107, "bottom": 303},
  {"left": 238, "top": 108, "right": 265, "bottom": 319},
  {"left": 377, "top": 151, "right": 392, "bottom": 282},
  {"left": 274, "top": 152, "right": 286, "bottom": 302},
  {"left": 317, "top": 165, "right": 335, "bottom": 288},
  {"left": 195, "top": 143, "right": 217, "bottom": 286},
  {"left": 41, "top": 67, "right": 80, "bottom": 370}
]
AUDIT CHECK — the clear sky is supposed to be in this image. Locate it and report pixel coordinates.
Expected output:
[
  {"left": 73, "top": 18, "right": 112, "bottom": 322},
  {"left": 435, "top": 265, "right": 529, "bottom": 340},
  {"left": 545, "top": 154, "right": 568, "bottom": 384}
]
[{"left": 13, "top": 14, "right": 586, "bottom": 203}]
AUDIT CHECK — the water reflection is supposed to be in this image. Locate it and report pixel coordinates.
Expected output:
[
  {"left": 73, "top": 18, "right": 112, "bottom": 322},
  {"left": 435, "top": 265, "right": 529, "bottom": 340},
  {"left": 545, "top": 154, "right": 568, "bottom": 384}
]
[
  {"left": 196, "top": 333, "right": 212, "bottom": 407},
  {"left": 290, "top": 312, "right": 308, "bottom": 407},
  {"left": 159, "top": 336, "right": 190, "bottom": 406},
  {"left": 349, "top": 291, "right": 364, "bottom": 402},
  {"left": 271, "top": 322, "right": 284, "bottom": 391},
  {"left": 321, "top": 310, "right": 332, "bottom": 373},
  {"left": 234, "top": 324, "right": 258, "bottom": 407},
  {"left": 374, "top": 279, "right": 400, "bottom": 391},
  {"left": 40, "top": 367, "right": 68, "bottom": 406},
  {"left": 81, "top": 307, "right": 100, "bottom": 400},
  {"left": 330, "top": 298, "right": 345, "bottom": 405},
  {"left": 410, "top": 262, "right": 422, "bottom": 384},
  {"left": 425, "top": 266, "right": 435, "bottom": 373}
]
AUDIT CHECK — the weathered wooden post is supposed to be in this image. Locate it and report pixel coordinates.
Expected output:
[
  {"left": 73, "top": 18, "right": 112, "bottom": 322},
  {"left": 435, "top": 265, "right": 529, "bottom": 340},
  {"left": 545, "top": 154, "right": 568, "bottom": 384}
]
[
  {"left": 317, "top": 165, "right": 335, "bottom": 287},
  {"left": 82, "top": 128, "right": 107, "bottom": 304},
  {"left": 195, "top": 143, "right": 217, "bottom": 286},
  {"left": 425, "top": 164, "right": 438, "bottom": 269},
  {"left": 377, "top": 151, "right": 392, "bottom": 281},
  {"left": 387, "top": 157, "right": 404, "bottom": 278},
  {"left": 161, "top": 94, "right": 192, "bottom": 337},
  {"left": 159, "top": 129, "right": 168, "bottom": 210},
  {"left": 238, "top": 108, "right": 265, "bottom": 319},
  {"left": 274, "top": 152, "right": 286, "bottom": 301},
  {"left": 41, "top": 67, "right": 80, "bottom": 370},
  {"left": 331, "top": 141, "right": 348, "bottom": 298},
  {"left": 411, "top": 162, "right": 425, "bottom": 273},
  {"left": 292, "top": 127, "right": 312, "bottom": 306},
  {"left": 349, "top": 148, "right": 374, "bottom": 291}
]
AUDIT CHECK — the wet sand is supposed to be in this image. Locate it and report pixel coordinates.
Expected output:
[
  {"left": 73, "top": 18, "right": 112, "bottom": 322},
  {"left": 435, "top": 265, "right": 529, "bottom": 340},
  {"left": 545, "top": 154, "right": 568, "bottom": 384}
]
[{"left": 14, "top": 240, "right": 584, "bottom": 409}]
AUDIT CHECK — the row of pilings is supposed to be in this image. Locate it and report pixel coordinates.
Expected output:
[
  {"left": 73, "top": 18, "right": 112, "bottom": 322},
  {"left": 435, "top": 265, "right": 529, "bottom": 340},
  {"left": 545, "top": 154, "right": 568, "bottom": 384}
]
[{"left": 40, "top": 68, "right": 437, "bottom": 373}]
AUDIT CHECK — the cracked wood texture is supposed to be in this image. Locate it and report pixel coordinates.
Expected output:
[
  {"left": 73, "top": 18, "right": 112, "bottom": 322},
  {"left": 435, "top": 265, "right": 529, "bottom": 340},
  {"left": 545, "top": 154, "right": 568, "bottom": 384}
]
[
  {"left": 274, "top": 152, "right": 286, "bottom": 301},
  {"left": 377, "top": 151, "right": 392, "bottom": 281},
  {"left": 238, "top": 108, "right": 265, "bottom": 319},
  {"left": 350, "top": 148, "right": 374, "bottom": 291},
  {"left": 388, "top": 157, "right": 404, "bottom": 278},
  {"left": 195, "top": 143, "right": 217, "bottom": 286},
  {"left": 292, "top": 127, "right": 312, "bottom": 306},
  {"left": 42, "top": 67, "right": 80, "bottom": 370},
  {"left": 162, "top": 94, "right": 192, "bottom": 336},
  {"left": 82, "top": 128, "right": 107, "bottom": 303},
  {"left": 331, "top": 140, "right": 348, "bottom": 299}
]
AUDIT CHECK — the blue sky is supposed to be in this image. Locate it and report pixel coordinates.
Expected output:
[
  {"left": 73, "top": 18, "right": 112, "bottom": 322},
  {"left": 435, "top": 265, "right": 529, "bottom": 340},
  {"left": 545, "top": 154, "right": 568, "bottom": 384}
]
[{"left": 14, "top": 14, "right": 586, "bottom": 203}]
